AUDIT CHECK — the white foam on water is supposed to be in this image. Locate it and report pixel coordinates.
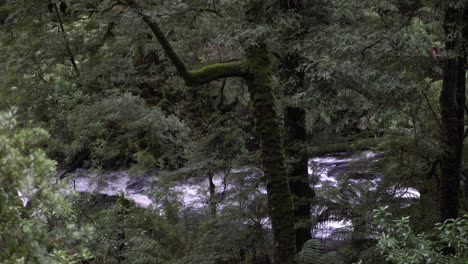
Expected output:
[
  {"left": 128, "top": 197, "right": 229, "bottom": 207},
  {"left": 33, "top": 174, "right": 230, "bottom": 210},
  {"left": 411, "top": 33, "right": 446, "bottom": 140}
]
[
  {"left": 70, "top": 174, "right": 154, "bottom": 207},
  {"left": 309, "top": 151, "right": 422, "bottom": 239},
  {"left": 100, "top": 174, "right": 129, "bottom": 196},
  {"left": 128, "top": 193, "right": 153, "bottom": 207},
  {"left": 172, "top": 184, "right": 203, "bottom": 207},
  {"left": 310, "top": 156, "right": 354, "bottom": 164},
  {"left": 69, "top": 171, "right": 253, "bottom": 209},
  {"left": 394, "top": 187, "right": 420, "bottom": 198},
  {"left": 314, "top": 220, "right": 352, "bottom": 239},
  {"left": 17, "top": 190, "right": 29, "bottom": 207},
  {"left": 59, "top": 152, "right": 419, "bottom": 240},
  {"left": 362, "top": 151, "right": 377, "bottom": 159},
  {"left": 319, "top": 171, "right": 339, "bottom": 186},
  {"left": 309, "top": 163, "right": 338, "bottom": 186},
  {"left": 72, "top": 177, "right": 95, "bottom": 192}
]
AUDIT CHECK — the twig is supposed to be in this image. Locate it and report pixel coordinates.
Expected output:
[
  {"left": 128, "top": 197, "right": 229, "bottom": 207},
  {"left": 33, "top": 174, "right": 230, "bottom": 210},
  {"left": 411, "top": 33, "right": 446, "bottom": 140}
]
[
  {"left": 360, "top": 9, "right": 417, "bottom": 56},
  {"left": 49, "top": 0, "right": 80, "bottom": 76},
  {"left": 422, "top": 88, "right": 441, "bottom": 128}
]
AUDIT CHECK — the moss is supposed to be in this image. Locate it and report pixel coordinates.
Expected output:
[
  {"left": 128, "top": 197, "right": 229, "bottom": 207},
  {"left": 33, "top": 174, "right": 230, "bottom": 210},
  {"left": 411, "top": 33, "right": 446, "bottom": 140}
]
[
  {"left": 245, "top": 46, "right": 297, "bottom": 264},
  {"left": 187, "top": 60, "right": 248, "bottom": 85}
]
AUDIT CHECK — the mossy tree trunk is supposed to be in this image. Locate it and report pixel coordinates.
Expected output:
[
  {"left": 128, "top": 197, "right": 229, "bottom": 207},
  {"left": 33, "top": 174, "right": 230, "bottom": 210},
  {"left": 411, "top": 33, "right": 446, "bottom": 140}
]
[
  {"left": 245, "top": 46, "right": 297, "bottom": 263},
  {"left": 125, "top": 1, "right": 297, "bottom": 263},
  {"left": 439, "top": 2, "right": 467, "bottom": 222}
]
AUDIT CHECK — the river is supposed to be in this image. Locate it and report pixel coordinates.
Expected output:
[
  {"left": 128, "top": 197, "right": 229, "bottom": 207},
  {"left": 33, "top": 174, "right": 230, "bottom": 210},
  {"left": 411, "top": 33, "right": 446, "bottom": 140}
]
[{"left": 66, "top": 151, "right": 420, "bottom": 239}]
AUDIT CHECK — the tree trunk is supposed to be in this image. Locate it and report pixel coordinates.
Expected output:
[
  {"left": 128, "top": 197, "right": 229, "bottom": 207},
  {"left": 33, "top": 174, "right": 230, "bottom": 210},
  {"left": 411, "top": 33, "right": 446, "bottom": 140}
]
[
  {"left": 285, "top": 106, "right": 314, "bottom": 250},
  {"left": 278, "top": 0, "right": 315, "bottom": 251},
  {"left": 439, "top": 2, "right": 467, "bottom": 222},
  {"left": 246, "top": 46, "right": 297, "bottom": 264},
  {"left": 208, "top": 170, "right": 217, "bottom": 219}
]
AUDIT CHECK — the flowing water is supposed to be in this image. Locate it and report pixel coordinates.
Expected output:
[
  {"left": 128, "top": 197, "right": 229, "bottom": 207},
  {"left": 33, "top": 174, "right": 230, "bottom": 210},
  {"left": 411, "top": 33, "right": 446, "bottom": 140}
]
[
  {"left": 309, "top": 151, "right": 419, "bottom": 239},
  {"left": 63, "top": 151, "right": 420, "bottom": 239}
]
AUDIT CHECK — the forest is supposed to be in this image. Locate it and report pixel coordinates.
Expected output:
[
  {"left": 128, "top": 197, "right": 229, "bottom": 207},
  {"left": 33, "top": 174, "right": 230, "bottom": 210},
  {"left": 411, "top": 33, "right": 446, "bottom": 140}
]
[{"left": 0, "top": 0, "right": 467, "bottom": 263}]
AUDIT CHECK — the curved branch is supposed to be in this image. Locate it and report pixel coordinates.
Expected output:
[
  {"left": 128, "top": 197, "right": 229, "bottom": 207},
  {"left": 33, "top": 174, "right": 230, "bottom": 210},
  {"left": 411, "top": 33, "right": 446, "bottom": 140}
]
[{"left": 124, "top": 0, "right": 246, "bottom": 86}]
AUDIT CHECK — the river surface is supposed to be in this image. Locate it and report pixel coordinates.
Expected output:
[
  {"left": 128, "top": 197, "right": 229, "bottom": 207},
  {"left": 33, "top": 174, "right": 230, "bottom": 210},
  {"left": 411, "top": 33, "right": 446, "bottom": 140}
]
[
  {"left": 65, "top": 151, "right": 420, "bottom": 239},
  {"left": 309, "top": 151, "right": 419, "bottom": 239}
]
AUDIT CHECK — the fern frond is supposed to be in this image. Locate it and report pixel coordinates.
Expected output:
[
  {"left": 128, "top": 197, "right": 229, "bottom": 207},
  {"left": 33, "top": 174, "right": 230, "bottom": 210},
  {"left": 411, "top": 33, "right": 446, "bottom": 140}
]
[
  {"left": 297, "top": 239, "right": 322, "bottom": 264},
  {"left": 298, "top": 239, "right": 340, "bottom": 264}
]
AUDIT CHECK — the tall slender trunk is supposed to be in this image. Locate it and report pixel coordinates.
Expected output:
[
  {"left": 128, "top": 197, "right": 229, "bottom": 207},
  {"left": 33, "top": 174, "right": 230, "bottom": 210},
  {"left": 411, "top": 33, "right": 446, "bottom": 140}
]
[
  {"left": 208, "top": 170, "right": 217, "bottom": 219},
  {"left": 285, "top": 106, "right": 314, "bottom": 250},
  {"left": 278, "top": 0, "right": 315, "bottom": 251},
  {"left": 439, "top": 2, "right": 467, "bottom": 222},
  {"left": 246, "top": 46, "right": 297, "bottom": 264}
]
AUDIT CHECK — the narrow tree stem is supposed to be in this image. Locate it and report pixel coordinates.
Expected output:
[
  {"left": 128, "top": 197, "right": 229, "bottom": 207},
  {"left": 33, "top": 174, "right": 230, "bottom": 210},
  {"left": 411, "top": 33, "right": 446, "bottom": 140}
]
[{"left": 50, "top": 0, "right": 79, "bottom": 76}]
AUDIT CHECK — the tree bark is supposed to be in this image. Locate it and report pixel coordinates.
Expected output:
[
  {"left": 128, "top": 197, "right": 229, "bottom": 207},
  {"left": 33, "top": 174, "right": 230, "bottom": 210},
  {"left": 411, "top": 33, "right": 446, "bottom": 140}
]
[
  {"left": 439, "top": 2, "right": 467, "bottom": 222},
  {"left": 207, "top": 170, "right": 217, "bottom": 219},
  {"left": 278, "top": 0, "right": 315, "bottom": 251},
  {"left": 285, "top": 106, "right": 314, "bottom": 250},
  {"left": 245, "top": 46, "right": 297, "bottom": 263}
]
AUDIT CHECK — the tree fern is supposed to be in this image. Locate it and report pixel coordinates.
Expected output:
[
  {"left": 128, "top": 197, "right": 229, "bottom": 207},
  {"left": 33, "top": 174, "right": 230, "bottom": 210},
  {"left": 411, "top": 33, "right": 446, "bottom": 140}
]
[{"left": 297, "top": 239, "right": 339, "bottom": 264}]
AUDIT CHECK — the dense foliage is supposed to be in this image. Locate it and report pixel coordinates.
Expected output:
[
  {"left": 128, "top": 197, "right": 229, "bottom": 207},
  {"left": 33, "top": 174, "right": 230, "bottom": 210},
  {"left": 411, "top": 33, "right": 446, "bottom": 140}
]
[
  {"left": 374, "top": 207, "right": 468, "bottom": 264},
  {"left": 1, "top": 0, "right": 468, "bottom": 263},
  {"left": 0, "top": 111, "right": 92, "bottom": 263}
]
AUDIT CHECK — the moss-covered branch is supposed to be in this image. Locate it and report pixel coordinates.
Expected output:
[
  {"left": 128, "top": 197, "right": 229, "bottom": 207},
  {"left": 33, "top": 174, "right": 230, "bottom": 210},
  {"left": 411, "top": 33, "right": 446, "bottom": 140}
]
[
  {"left": 186, "top": 60, "right": 247, "bottom": 85},
  {"left": 125, "top": 0, "right": 247, "bottom": 86}
]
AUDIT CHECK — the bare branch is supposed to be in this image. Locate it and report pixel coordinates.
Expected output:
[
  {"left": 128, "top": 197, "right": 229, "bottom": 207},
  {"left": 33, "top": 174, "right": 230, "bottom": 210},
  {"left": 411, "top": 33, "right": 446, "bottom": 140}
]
[{"left": 49, "top": 0, "right": 79, "bottom": 76}]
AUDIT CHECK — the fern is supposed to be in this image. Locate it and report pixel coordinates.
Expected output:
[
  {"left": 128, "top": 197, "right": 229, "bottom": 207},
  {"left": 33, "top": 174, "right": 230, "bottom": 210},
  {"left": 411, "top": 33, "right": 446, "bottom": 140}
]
[
  {"left": 124, "top": 236, "right": 166, "bottom": 264},
  {"left": 297, "top": 239, "right": 339, "bottom": 264}
]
